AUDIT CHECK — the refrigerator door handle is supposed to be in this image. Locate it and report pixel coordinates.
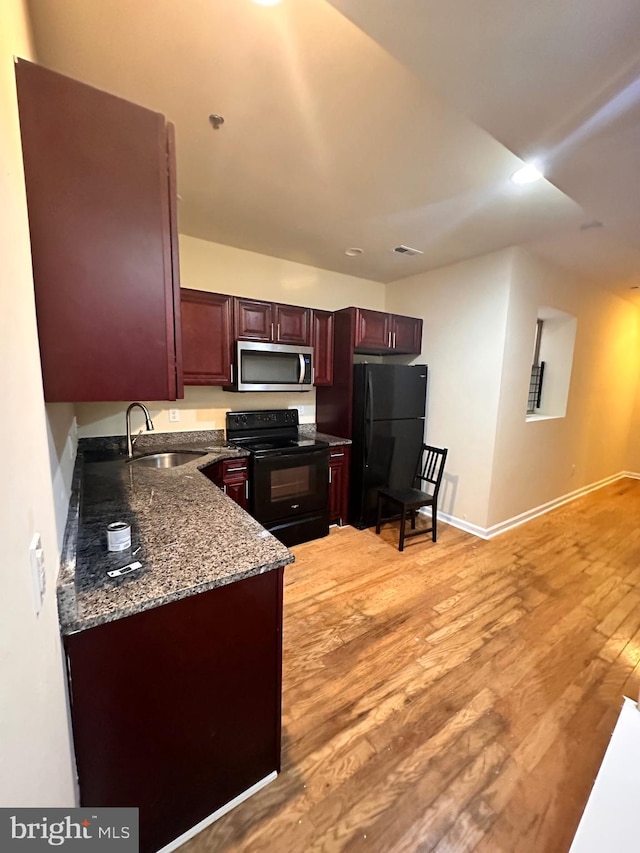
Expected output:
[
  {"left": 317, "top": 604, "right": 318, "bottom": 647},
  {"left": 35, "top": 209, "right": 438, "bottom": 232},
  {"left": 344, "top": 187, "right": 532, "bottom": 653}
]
[{"left": 365, "top": 370, "right": 373, "bottom": 467}]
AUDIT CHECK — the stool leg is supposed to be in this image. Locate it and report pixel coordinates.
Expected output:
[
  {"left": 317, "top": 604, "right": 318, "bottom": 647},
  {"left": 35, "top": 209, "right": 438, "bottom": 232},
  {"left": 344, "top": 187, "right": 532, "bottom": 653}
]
[
  {"left": 399, "top": 507, "right": 406, "bottom": 552},
  {"left": 376, "top": 493, "right": 383, "bottom": 534},
  {"left": 411, "top": 509, "right": 416, "bottom": 530},
  {"left": 432, "top": 502, "right": 437, "bottom": 542}
]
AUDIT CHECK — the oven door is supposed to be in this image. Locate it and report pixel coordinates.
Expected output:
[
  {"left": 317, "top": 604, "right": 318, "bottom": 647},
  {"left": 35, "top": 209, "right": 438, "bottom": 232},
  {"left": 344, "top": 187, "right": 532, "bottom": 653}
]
[{"left": 252, "top": 448, "right": 329, "bottom": 524}]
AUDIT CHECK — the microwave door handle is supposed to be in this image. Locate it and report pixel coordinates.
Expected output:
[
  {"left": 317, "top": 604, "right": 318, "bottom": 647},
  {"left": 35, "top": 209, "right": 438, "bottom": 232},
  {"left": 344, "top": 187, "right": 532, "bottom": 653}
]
[{"left": 299, "top": 353, "right": 305, "bottom": 384}]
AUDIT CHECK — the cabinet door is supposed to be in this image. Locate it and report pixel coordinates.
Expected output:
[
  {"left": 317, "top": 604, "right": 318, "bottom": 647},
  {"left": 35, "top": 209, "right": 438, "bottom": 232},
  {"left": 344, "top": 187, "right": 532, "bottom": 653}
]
[
  {"left": 222, "top": 459, "right": 251, "bottom": 510},
  {"left": 65, "top": 570, "right": 283, "bottom": 853},
  {"left": 16, "top": 59, "right": 181, "bottom": 403},
  {"left": 391, "top": 314, "right": 423, "bottom": 355},
  {"left": 274, "top": 304, "right": 311, "bottom": 346},
  {"left": 224, "top": 478, "right": 250, "bottom": 510},
  {"left": 312, "top": 310, "right": 334, "bottom": 386},
  {"left": 329, "top": 446, "right": 350, "bottom": 525},
  {"left": 181, "top": 290, "right": 233, "bottom": 385},
  {"left": 235, "top": 298, "right": 274, "bottom": 342},
  {"left": 354, "top": 309, "right": 392, "bottom": 352}
]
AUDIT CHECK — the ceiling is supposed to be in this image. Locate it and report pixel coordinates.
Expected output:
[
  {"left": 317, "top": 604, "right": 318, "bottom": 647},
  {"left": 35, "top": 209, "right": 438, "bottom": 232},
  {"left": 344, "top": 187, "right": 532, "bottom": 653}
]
[{"left": 26, "top": 0, "right": 640, "bottom": 301}]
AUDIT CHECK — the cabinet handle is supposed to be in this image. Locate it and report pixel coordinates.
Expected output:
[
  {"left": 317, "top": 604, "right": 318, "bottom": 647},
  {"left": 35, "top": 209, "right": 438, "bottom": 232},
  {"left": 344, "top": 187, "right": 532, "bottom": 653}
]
[
  {"left": 230, "top": 363, "right": 234, "bottom": 383},
  {"left": 388, "top": 331, "right": 392, "bottom": 347},
  {"left": 330, "top": 452, "right": 344, "bottom": 458},
  {"left": 393, "top": 332, "right": 397, "bottom": 348},
  {"left": 223, "top": 485, "right": 228, "bottom": 495},
  {"left": 271, "top": 322, "right": 274, "bottom": 340},
  {"left": 226, "top": 466, "right": 247, "bottom": 472},
  {"left": 277, "top": 323, "right": 280, "bottom": 340},
  {"left": 329, "top": 468, "right": 332, "bottom": 484},
  {"left": 245, "top": 479, "right": 249, "bottom": 500}
]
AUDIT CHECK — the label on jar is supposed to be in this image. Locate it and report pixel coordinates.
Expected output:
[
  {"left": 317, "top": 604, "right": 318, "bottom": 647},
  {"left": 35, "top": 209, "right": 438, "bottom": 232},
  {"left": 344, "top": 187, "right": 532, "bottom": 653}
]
[{"left": 107, "top": 521, "right": 131, "bottom": 552}]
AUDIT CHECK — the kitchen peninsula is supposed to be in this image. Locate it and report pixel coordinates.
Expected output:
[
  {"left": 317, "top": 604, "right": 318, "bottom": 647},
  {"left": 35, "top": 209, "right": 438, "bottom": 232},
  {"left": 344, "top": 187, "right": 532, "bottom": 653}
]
[{"left": 58, "top": 430, "right": 294, "bottom": 853}]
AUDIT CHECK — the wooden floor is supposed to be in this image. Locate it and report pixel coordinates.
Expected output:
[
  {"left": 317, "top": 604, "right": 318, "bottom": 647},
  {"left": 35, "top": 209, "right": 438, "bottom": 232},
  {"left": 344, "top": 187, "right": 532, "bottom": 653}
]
[{"left": 185, "top": 478, "right": 640, "bottom": 853}]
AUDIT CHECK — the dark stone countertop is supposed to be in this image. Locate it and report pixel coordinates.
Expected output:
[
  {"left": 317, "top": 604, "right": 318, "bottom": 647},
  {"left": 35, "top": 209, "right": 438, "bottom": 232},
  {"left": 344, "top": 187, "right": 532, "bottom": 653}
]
[
  {"left": 298, "top": 426, "right": 351, "bottom": 447},
  {"left": 58, "top": 426, "right": 349, "bottom": 635},
  {"left": 57, "top": 429, "right": 293, "bottom": 635}
]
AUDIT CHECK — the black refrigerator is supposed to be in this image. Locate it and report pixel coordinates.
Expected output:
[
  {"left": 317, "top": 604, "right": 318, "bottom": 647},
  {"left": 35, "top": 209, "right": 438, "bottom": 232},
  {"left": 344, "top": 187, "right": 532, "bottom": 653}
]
[{"left": 350, "top": 363, "right": 428, "bottom": 529}]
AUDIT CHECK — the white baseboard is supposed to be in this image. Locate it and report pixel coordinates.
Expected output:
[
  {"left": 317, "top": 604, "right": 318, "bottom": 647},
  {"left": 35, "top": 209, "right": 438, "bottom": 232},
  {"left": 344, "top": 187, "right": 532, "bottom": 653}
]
[
  {"left": 429, "top": 471, "right": 639, "bottom": 541},
  {"left": 156, "top": 771, "right": 277, "bottom": 853}
]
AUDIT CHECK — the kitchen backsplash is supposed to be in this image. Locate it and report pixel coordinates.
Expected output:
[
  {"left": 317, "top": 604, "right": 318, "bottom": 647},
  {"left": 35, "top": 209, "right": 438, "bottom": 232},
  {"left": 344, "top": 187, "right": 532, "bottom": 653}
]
[{"left": 75, "top": 386, "right": 317, "bottom": 438}]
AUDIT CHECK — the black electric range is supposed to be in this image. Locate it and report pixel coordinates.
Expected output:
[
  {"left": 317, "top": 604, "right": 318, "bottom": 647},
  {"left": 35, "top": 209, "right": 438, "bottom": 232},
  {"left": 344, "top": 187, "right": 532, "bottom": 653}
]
[{"left": 226, "top": 410, "right": 329, "bottom": 547}]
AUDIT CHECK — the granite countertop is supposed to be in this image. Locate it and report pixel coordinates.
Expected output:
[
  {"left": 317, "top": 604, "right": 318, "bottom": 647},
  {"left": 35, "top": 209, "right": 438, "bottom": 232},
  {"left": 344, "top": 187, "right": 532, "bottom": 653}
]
[
  {"left": 58, "top": 429, "right": 293, "bottom": 635},
  {"left": 298, "top": 425, "right": 351, "bottom": 447},
  {"left": 58, "top": 426, "right": 349, "bottom": 636}
]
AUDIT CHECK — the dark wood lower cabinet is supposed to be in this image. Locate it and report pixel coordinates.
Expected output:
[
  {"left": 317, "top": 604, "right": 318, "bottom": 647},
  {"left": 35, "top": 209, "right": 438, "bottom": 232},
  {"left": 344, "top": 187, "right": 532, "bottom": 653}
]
[
  {"left": 329, "top": 446, "right": 350, "bottom": 526},
  {"left": 202, "top": 458, "right": 250, "bottom": 510},
  {"left": 64, "top": 569, "right": 283, "bottom": 853}
]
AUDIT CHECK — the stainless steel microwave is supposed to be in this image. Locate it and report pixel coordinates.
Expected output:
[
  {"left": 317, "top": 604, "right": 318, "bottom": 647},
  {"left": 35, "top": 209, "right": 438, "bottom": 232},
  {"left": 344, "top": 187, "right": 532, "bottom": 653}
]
[{"left": 230, "top": 341, "right": 314, "bottom": 392}]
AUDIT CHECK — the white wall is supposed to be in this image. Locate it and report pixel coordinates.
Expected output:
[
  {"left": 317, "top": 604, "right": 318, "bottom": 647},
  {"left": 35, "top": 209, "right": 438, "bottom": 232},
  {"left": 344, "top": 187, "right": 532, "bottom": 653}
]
[
  {"left": 76, "top": 235, "right": 386, "bottom": 437},
  {"left": 625, "top": 375, "right": 640, "bottom": 474},
  {"left": 0, "top": 0, "right": 76, "bottom": 806},
  {"left": 488, "top": 249, "right": 640, "bottom": 527},
  {"left": 46, "top": 404, "right": 78, "bottom": 549},
  {"left": 385, "top": 249, "right": 514, "bottom": 528}
]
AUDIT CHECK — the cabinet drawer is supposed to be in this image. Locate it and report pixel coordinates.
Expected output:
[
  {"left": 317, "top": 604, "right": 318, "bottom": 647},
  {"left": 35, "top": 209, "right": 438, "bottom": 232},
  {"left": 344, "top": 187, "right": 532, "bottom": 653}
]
[{"left": 221, "top": 459, "right": 250, "bottom": 480}]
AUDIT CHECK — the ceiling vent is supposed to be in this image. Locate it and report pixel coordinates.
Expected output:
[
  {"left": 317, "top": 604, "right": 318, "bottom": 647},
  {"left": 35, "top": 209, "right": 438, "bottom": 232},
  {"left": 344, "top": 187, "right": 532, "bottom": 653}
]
[{"left": 393, "top": 245, "right": 423, "bottom": 256}]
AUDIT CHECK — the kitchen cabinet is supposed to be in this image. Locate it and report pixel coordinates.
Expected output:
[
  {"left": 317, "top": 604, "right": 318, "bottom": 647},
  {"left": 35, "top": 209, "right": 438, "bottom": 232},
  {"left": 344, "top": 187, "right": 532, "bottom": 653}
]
[
  {"left": 16, "top": 59, "right": 182, "bottom": 403},
  {"left": 390, "top": 314, "right": 423, "bottom": 354},
  {"left": 316, "top": 308, "right": 423, "bottom": 439},
  {"left": 354, "top": 308, "right": 391, "bottom": 352},
  {"left": 329, "top": 445, "right": 350, "bottom": 526},
  {"left": 235, "top": 298, "right": 310, "bottom": 346},
  {"left": 180, "top": 289, "right": 233, "bottom": 385},
  {"left": 354, "top": 308, "right": 422, "bottom": 355},
  {"left": 312, "top": 310, "right": 334, "bottom": 386},
  {"left": 64, "top": 569, "right": 283, "bottom": 853},
  {"left": 203, "top": 457, "right": 251, "bottom": 510}
]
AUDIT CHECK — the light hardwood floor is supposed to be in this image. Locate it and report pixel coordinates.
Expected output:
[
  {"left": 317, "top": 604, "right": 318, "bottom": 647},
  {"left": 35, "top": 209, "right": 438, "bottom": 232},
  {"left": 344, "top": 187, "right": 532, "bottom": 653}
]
[{"left": 185, "top": 478, "right": 640, "bottom": 853}]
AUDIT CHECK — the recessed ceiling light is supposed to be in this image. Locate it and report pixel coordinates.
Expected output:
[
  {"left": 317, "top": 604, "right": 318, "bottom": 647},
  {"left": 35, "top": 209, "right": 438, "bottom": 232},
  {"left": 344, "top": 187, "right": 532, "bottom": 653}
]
[
  {"left": 345, "top": 248, "right": 363, "bottom": 257},
  {"left": 511, "top": 163, "right": 544, "bottom": 184},
  {"left": 631, "top": 286, "right": 639, "bottom": 290}
]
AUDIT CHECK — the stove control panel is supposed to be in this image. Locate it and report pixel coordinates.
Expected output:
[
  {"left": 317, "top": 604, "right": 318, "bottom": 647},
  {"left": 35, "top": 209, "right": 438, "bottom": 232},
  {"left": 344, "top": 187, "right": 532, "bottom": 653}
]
[{"left": 226, "top": 408, "right": 299, "bottom": 434}]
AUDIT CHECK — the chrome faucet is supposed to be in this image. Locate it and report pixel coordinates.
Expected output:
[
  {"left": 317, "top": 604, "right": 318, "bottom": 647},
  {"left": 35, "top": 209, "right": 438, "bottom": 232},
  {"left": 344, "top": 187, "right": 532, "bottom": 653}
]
[{"left": 126, "top": 402, "right": 154, "bottom": 458}]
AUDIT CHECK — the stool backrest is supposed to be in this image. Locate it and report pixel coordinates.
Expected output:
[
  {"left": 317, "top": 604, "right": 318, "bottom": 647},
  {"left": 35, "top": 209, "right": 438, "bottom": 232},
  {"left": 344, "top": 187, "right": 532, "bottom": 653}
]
[{"left": 414, "top": 444, "right": 448, "bottom": 495}]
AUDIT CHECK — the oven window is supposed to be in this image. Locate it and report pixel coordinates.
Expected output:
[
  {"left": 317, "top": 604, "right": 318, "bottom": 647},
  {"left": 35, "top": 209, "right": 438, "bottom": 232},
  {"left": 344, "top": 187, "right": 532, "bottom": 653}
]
[
  {"left": 271, "top": 465, "right": 311, "bottom": 502},
  {"left": 241, "top": 350, "right": 302, "bottom": 385}
]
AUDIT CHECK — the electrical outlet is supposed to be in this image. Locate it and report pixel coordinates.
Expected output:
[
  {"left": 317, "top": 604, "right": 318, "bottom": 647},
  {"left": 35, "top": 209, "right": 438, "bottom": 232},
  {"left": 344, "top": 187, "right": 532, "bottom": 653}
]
[
  {"left": 29, "top": 533, "right": 46, "bottom": 615},
  {"left": 169, "top": 409, "right": 180, "bottom": 423}
]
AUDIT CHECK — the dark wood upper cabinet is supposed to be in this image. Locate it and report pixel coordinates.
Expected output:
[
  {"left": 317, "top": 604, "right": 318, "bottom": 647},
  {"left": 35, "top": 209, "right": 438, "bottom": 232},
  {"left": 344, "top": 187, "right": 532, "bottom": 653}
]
[
  {"left": 180, "top": 290, "right": 233, "bottom": 385},
  {"left": 235, "top": 297, "right": 310, "bottom": 346},
  {"left": 391, "top": 314, "right": 423, "bottom": 354},
  {"left": 235, "top": 298, "right": 273, "bottom": 342},
  {"left": 274, "top": 304, "right": 310, "bottom": 346},
  {"left": 354, "top": 308, "right": 392, "bottom": 352},
  {"left": 311, "top": 310, "right": 334, "bottom": 386},
  {"left": 353, "top": 308, "right": 422, "bottom": 355},
  {"left": 316, "top": 307, "right": 422, "bottom": 438},
  {"left": 16, "top": 59, "right": 182, "bottom": 403}
]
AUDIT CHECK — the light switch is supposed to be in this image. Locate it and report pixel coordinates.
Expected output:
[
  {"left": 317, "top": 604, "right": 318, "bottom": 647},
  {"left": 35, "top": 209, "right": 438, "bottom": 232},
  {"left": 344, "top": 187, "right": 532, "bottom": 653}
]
[{"left": 29, "top": 533, "right": 46, "bottom": 614}]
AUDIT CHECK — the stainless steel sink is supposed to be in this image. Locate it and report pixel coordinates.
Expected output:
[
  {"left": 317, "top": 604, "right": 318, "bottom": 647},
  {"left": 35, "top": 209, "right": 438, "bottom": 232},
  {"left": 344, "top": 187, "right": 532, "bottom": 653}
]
[{"left": 127, "top": 451, "right": 206, "bottom": 468}]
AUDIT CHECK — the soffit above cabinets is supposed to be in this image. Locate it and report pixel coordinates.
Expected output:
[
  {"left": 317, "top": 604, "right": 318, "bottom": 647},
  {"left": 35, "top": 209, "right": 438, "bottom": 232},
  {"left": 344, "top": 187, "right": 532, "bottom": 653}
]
[{"left": 26, "top": 0, "right": 640, "bottom": 301}]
